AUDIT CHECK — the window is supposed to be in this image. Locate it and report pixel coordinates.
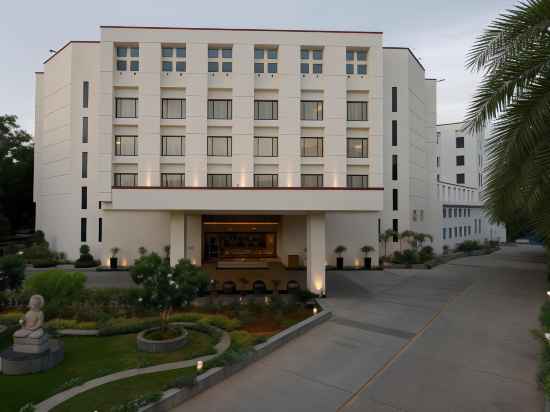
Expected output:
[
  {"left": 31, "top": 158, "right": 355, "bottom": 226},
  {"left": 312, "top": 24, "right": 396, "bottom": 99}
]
[
  {"left": 456, "top": 155, "right": 465, "bottom": 166},
  {"left": 392, "top": 154, "right": 398, "bottom": 180},
  {"left": 114, "top": 136, "right": 137, "bottom": 156},
  {"left": 115, "top": 46, "right": 139, "bottom": 72},
  {"left": 301, "top": 137, "right": 323, "bottom": 157},
  {"left": 347, "top": 102, "right": 368, "bottom": 121},
  {"left": 347, "top": 175, "right": 368, "bottom": 188},
  {"left": 437, "top": 156, "right": 440, "bottom": 168},
  {"left": 347, "top": 138, "right": 368, "bottom": 158},
  {"left": 207, "top": 174, "right": 232, "bottom": 188},
  {"left": 81, "top": 187, "right": 87, "bottom": 210},
  {"left": 161, "top": 136, "right": 185, "bottom": 156},
  {"left": 393, "top": 189, "right": 398, "bottom": 211},
  {"left": 392, "top": 87, "right": 397, "bottom": 112},
  {"left": 207, "top": 100, "right": 232, "bottom": 119},
  {"left": 301, "top": 174, "right": 323, "bottom": 188},
  {"left": 443, "top": 228, "right": 446, "bottom": 240},
  {"left": 468, "top": 209, "right": 471, "bottom": 217},
  {"left": 115, "top": 98, "right": 138, "bottom": 118},
  {"left": 161, "top": 99, "right": 186, "bottom": 119},
  {"left": 459, "top": 227, "right": 463, "bottom": 237},
  {"left": 207, "top": 136, "right": 232, "bottom": 156},
  {"left": 98, "top": 218, "right": 102, "bottom": 242},
  {"left": 456, "top": 136, "right": 465, "bottom": 148},
  {"left": 161, "top": 46, "right": 186, "bottom": 72},
  {"left": 208, "top": 47, "right": 232, "bottom": 72},
  {"left": 161, "top": 173, "right": 185, "bottom": 187},
  {"left": 301, "top": 48, "right": 322, "bottom": 74},
  {"left": 83, "top": 81, "right": 89, "bottom": 108},
  {"left": 82, "top": 117, "right": 88, "bottom": 143},
  {"left": 254, "top": 100, "right": 278, "bottom": 120},
  {"left": 254, "top": 137, "right": 278, "bottom": 157},
  {"left": 301, "top": 101, "right": 323, "bottom": 121},
  {"left": 254, "top": 48, "right": 278, "bottom": 74},
  {"left": 392, "top": 120, "right": 397, "bottom": 146},
  {"left": 457, "top": 173, "right": 465, "bottom": 184},
  {"left": 459, "top": 208, "right": 462, "bottom": 218},
  {"left": 454, "top": 227, "right": 458, "bottom": 237},
  {"left": 81, "top": 218, "right": 87, "bottom": 242},
  {"left": 449, "top": 227, "right": 452, "bottom": 239},
  {"left": 82, "top": 152, "right": 88, "bottom": 178},
  {"left": 254, "top": 174, "right": 278, "bottom": 188},
  {"left": 345, "top": 49, "right": 368, "bottom": 75},
  {"left": 392, "top": 219, "right": 399, "bottom": 242},
  {"left": 113, "top": 173, "right": 137, "bottom": 187}
]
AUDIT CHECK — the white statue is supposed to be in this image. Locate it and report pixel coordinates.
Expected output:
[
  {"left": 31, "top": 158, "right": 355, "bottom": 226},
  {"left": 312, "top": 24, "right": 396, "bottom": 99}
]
[{"left": 13, "top": 295, "right": 45, "bottom": 339}]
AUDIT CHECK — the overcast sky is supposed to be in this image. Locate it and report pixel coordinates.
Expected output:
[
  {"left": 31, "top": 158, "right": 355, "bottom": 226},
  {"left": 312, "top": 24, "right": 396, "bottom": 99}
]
[{"left": 0, "top": 0, "right": 517, "bottom": 134}]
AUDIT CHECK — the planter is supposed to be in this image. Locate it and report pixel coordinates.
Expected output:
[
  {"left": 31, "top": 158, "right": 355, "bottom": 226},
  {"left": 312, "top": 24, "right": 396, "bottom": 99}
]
[
  {"left": 336, "top": 257, "right": 344, "bottom": 270},
  {"left": 110, "top": 257, "right": 118, "bottom": 270},
  {"left": 363, "top": 257, "right": 372, "bottom": 270},
  {"left": 137, "top": 326, "right": 188, "bottom": 353}
]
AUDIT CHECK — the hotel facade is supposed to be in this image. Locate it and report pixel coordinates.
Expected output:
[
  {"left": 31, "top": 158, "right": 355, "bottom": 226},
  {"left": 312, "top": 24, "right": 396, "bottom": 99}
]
[{"left": 33, "top": 26, "right": 504, "bottom": 294}]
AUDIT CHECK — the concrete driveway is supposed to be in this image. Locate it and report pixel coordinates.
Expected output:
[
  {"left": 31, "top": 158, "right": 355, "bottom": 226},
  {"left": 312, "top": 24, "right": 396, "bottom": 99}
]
[{"left": 173, "top": 245, "right": 547, "bottom": 412}]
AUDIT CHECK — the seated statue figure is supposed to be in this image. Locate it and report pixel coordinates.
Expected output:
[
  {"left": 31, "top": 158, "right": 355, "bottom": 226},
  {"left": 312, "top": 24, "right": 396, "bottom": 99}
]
[{"left": 13, "top": 295, "right": 45, "bottom": 339}]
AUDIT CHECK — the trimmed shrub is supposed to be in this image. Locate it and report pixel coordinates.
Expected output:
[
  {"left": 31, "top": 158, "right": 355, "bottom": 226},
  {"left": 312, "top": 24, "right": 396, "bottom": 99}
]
[
  {"left": 74, "top": 244, "right": 100, "bottom": 268},
  {"left": 46, "top": 318, "right": 97, "bottom": 330},
  {"left": 0, "top": 254, "right": 26, "bottom": 291},
  {"left": 0, "top": 311, "right": 24, "bottom": 326},
  {"left": 419, "top": 246, "right": 434, "bottom": 263},
  {"left": 32, "top": 259, "right": 58, "bottom": 268},
  {"left": 199, "top": 314, "right": 241, "bottom": 331},
  {"left": 23, "top": 243, "right": 52, "bottom": 261},
  {"left": 456, "top": 240, "right": 482, "bottom": 253},
  {"left": 23, "top": 270, "right": 86, "bottom": 318},
  {"left": 98, "top": 317, "right": 160, "bottom": 336}
]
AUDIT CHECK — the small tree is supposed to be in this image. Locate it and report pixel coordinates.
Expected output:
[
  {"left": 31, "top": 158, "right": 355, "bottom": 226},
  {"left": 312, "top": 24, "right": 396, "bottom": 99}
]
[
  {"left": 131, "top": 253, "right": 208, "bottom": 332},
  {"left": 334, "top": 245, "right": 347, "bottom": 257},
  {"left": 361, "top": 245, "right": 374, "bottom": 256},
  {"left": 399, "top": 230, "right": 416, "bottom": 252}
]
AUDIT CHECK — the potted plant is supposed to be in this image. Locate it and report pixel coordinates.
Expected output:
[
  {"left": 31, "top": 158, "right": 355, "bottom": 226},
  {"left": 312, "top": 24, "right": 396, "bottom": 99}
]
[
  {"left": 361, "top": 245, "right": 375, "bottom": 270},
  {"left": 110, "top": 247, "right": 120, "bottom": 269},
  {"left": 334, "top": 245, "right": 347, "bottom": 270}
]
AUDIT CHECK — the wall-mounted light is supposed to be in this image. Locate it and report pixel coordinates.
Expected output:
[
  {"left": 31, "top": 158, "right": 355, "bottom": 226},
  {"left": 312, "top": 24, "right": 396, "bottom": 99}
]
[
  {"left": 196, "top": 360, "right": 204, "bottom": 372},
  {"left": 313, "top": 307, "right": 318, "bottom": 315}
]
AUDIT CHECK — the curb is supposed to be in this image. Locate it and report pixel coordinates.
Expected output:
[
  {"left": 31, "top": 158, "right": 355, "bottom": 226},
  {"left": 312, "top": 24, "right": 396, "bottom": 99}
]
[{"left": 140, "top": 302, "right": 332, "bottom": 412}]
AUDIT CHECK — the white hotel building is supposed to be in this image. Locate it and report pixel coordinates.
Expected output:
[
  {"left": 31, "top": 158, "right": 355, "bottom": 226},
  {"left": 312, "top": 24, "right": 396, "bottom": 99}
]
[{"left": 33, "top": 26, "right": 503, "bottom": 294}]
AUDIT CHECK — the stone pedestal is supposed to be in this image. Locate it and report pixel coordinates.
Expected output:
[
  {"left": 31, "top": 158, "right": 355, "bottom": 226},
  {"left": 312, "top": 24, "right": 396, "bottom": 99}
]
[
  {"left": 13, "top": 334, "right": 49, "bottom": 354},
  {"left": 0, "top": 339, "right": 64, "bottom": 375}
]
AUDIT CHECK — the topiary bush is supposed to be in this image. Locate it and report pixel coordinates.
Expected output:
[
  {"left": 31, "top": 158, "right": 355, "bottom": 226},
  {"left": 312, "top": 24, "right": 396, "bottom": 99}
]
[
  {"left": 0, "top": 254, "right": 26, "bottom": 291},
  {"left": 23, "top": 270, "right": 86, "bottom": 318},
  {"left": 74, "top": 244, "right": 100, "bottom": 268}
]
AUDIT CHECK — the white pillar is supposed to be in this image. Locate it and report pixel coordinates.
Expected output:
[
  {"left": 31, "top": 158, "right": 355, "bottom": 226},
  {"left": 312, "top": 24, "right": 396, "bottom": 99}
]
[
  {"left": 307, "top": 213, "right": 326, "bottom": 294},
  {"left": 187, "top": 214, "right": 202, "bottom": 266},
  {"left": 170, "top": 211, "right": 186, "bottom": 266}
]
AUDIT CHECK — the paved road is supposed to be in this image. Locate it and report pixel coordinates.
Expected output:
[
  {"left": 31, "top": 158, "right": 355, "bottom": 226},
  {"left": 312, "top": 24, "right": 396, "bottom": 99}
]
[{"left": 173, "top": 245, "right": 547, "bottom": 412}]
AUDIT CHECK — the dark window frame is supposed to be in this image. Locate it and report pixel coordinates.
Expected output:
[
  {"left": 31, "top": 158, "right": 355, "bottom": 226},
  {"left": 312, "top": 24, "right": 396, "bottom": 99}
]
[
  {"left": 392, "top": 188, "right": 398, "bottom": 211},
  {"left": 300, "top": 137, "right": 324, "bottom": 157},
  {"left": 82, "top": 152, "right": 88, "bottom": 178},
  {"left": 81, "top": 187, "right": 87, "bottom": 210},
  {"left": 161, "top": 173, "right": 186, "bottom": 188},
  {"left": 346, "top": 174, "right": 369, "bottom": 188},
  {"left": 392, "top": 219, "right": 399, "bottom": 242},
  {"left": 392, "top": 120, "right": 397, "bottom": 146},
  {"left": 207, "top": 174, "right": 232, "bottom": 188},
  {"left": 161, "top": 98, "right": 186, "bottom": 119},
  {"left": 254, "top": 100, "right": 278, "bottom": 120},
  {"left": 300, "top": 174, "right": 324, "bottom": 188},
  {"left": 161, "top": 135, "right": 185, "bottom": 156},
  {"left": 115, "top": 97, "right": 138, "bottom": 118},
  {"left": 114, "top": 135, "right": 138, "bottom": 156},
  {"left": 113, "top": 173, "right": 138, "bottom": 187},
  {"left": 83, "top": 81, "right": 89, "bottom": 108},
  {"left": 346, "top": 138, "right": 368, "bottom": 158},
  {"left": 98, "top": 217, "right": 102, "bottom": 242},
  {"left": 207, "top": 99, "right": 232, "bottom": 120},
  {"left": 81, "top": 218, "right": 87, "bottom": 242},
  {"left": 300, "top": 100, "right": 323, "bottom": 121},
  {"left": 457, "top": 173, "right": 465, "bottom": 184},
  {"left": 456, "top": 136, "right": 465, "bottom": 148},
  {"left": 254, "top": 137, "right": 278, "bottom": 157},
  {"left": 456, "top": 155, "right": 465, "bottom": 166},
  {"left": 82, "top": 117, "right": 88, "bottom": 143},
  {"left": 253, "top": 174, "right": 279, "bottom": 188},
  {"left": 347, "top": 101, "right": 368, "bottom": 121},
  {"left": 392, "top": 154, "right": 398, "bottom": 181},
  {"left": 391, "top": 86, "right": 397, "bottom": 112},
  {"left": 207, "top": 136, "right": 232, "bottom": 157}
]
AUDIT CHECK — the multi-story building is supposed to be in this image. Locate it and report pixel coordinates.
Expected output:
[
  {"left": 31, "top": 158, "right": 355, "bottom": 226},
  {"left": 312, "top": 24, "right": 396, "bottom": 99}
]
[
  {"left": 33, "top": 26, "right": 502, "bottom": 293},
  {"left": 430, "top": 122, "right": 506, "bottom": 252}
]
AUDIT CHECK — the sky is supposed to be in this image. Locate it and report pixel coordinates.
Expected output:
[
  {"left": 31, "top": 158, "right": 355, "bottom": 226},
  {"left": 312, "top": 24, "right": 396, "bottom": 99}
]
[{"left": 0, "top": 0, "right": 518, "bottom": 134}]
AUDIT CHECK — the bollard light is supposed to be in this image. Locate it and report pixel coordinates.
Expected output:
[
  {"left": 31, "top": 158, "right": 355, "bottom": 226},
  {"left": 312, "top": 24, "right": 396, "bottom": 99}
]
[
  {"left": 545, "top": 333, "right": 550, "bottom": 342},
  {"left": 197, "top": 360, "right": 204, "bottom": 372},
  {"left": 313, "top": 307, "right": 318, "bottom": 315}
]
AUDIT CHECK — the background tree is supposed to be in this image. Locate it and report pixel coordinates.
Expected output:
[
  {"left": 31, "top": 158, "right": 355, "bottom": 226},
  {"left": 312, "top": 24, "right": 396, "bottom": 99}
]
[
  {"left": 0, "top": 115, "right": 34, "bottom": 236},
  {"left": 464, "top": 0, "right": 550, "bottom": 243}
]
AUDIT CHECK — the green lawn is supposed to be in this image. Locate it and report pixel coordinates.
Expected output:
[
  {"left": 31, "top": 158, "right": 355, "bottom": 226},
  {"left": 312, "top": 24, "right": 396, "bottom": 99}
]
[
  {"left": 0, "top": 330, "right": 217, "bottom": 411},
  {"left": 52, "top": 367, "right": 195, "bottom": 412}
]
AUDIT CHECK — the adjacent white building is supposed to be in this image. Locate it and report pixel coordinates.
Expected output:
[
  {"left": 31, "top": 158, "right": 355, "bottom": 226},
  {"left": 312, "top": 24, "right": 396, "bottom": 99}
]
[{"left": 33, "top": 26, "right": 504, "bottom": 293}]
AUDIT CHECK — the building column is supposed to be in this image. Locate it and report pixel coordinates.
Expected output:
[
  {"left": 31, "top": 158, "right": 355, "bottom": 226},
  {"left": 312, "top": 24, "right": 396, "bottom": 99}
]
[
  {"left": 307, "top": 213, "right": 326, "bottom": 294},
  {"left": 170, "top": 211, "right": 186, "bottom": 266},
  {"left": 187, "top": 214, "right": 202, "bottom": 266}
]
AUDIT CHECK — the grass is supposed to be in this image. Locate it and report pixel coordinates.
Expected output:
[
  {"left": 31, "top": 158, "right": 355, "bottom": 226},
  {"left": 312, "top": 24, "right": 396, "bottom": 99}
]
[
  {"left": 0, "top": 330, "right": 217, "bottom": 411},
  {"left": 51, "top": 367, "right": 195, "bottom": 412}
]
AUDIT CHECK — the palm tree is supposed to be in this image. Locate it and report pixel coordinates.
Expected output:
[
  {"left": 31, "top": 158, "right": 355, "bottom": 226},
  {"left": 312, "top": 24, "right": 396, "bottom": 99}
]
[
  {"left": 464, "top": 0, "right": 550, "bottom": 243},
  {"left": 399, "top": 230, "right": 416, "bottom": 251},
  {"left": 379, "top": 229, "right": 396, "bottom": 257}
]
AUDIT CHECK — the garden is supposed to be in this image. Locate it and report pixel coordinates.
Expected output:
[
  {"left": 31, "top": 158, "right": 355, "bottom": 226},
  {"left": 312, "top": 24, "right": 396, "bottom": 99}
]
[{"left": 0, "top": 250, "right": 318, "bottom": 412}]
